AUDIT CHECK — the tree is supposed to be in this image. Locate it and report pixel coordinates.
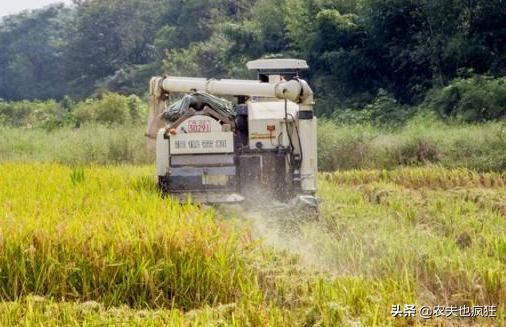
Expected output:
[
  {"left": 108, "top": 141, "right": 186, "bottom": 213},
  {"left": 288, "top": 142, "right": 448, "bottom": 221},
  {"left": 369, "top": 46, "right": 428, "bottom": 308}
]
[
  {"left": 0, "top": 5, "right": 70, "bottom": 100},
  {"left": 64, "top": 0, "right": 162, "bottom": 98}
]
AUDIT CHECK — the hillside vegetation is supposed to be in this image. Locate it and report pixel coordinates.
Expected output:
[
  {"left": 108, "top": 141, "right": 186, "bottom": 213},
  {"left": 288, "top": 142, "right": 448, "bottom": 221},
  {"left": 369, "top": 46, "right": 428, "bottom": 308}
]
[{"left": 0, "top": 0, "right": 504, "bottom": 122}]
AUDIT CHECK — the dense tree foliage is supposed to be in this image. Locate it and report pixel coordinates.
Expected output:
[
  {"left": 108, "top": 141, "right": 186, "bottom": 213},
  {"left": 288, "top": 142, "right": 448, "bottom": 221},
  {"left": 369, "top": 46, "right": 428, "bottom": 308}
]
[
  {"left": 0, "top": 5, "right": 70, "bottom": 100},
  {"left": 0, "top": 0, "right": 504, "bottom": 121}
]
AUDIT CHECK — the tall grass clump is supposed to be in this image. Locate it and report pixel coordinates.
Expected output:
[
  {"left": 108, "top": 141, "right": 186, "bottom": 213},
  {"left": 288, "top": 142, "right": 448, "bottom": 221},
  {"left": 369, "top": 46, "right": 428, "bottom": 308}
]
[
  {"left": 318, "top": 113, "right": 506, "bottom": 171},
  {"left": 0, "top": 125, "right": 153, "bottom": 165},
  {"left": 0, "top": 164, "right": 258, "bottom": 309}
]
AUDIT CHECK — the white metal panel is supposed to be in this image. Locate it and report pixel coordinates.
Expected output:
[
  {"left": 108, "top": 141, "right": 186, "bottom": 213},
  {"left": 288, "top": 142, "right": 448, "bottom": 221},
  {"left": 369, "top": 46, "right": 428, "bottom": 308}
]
[
  {"left": 248, "top": 101, "right": 298, "bottom": 120},
  {"left": 299, "top": 117, "right": 317, "bottom": 192},
  {"left": 247, "top": 101, "right": 298, "bottom": 150},
  {"left": 246, "top": 59, "right": 309, "bottom": 70},
  {"left": 169, "top": 132, "right": 234, "bottom": 154},
  {"left": 170, "top": 154, "right": 235, "bottom": 166},
  {"left": 156, "top": 129, "right": 170, "bottom": 176}
]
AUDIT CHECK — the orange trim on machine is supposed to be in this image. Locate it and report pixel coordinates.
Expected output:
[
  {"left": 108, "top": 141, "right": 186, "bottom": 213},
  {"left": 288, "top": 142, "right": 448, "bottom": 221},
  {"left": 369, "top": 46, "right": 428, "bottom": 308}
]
[{"left": 250, "top": 133, "right": 275, "bottom": 140}]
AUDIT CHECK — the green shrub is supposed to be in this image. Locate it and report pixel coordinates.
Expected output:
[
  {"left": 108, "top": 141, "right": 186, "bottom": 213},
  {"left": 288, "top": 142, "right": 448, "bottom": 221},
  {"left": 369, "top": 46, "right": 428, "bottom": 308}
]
[
  {"left": 72, "top": 100, "right": 97, "bottom": 126},
  {"left": 94, "top": 93, "right": 131, "bottom": 125},
  {"left": 73, "top": 93, "right": 132, "bottom": 126},
  {"left": 364, "top": 89, "right": 414, "bottom": 126},
  {"left": 425, "top": 75, "right": 506, "bottom": 122},
  {"left": 0, "top": 93, "right": 144, "bottom": 129},
  {"left": 0, "top": 101, "right": 32, "bottom": 127},
  {"left": 127, "top": 95, "right": 146, "bottom": 121},
  {"left": 329, "top": 108, "right": 371, "bottom": 125},
  {"left": 329, "top": 90, "right": 416, "bottom": 126},
  {"left": 0, "top": 100, "right": 64, "bottom": 129},
  {"left": 317, "top": 116, "right": 506, "bottom": 172}
]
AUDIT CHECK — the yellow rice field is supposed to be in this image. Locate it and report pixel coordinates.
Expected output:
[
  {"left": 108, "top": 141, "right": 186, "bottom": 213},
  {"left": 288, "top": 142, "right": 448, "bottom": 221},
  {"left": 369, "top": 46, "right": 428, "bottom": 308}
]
[{"left": 0, "top": 163, "right": 504, "bottom": 326}]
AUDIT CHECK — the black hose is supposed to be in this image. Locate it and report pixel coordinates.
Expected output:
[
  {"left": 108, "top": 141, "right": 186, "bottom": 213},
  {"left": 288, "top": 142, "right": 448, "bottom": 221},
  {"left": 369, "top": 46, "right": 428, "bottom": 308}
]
[
  {"left": 288, "top": 113, "right": 303, "bottom": 169},
  {"left": 284, "top": 99, "right": 295, "bottom": 167}
]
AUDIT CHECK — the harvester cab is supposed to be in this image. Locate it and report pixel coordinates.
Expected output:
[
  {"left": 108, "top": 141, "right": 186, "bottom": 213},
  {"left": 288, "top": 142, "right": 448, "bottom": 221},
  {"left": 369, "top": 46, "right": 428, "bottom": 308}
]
[{"left": 146, "top": 59, "right": 317, "bottom": 208}]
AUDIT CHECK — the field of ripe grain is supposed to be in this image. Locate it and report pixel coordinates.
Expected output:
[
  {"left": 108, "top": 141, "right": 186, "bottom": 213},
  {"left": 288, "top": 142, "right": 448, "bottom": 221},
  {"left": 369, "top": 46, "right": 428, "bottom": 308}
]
[{"left": 0, "top": 164, "right": 504, "bottom": 326}]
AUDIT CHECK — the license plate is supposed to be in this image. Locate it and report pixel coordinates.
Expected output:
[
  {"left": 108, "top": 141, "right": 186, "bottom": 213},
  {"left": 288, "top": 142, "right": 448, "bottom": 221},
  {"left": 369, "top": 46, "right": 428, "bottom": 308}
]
[
  {"left": 187, "top": 120, "right": 210, "bottom": 133},
  {"left": 202, "top": 174, "right": 228, "bottom": 185}
]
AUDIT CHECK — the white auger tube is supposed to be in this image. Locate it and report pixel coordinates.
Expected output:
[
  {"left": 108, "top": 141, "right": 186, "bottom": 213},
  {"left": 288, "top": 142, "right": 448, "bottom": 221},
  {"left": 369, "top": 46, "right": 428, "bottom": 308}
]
[{"left": 159, "top": 76, "right": 306, "bottom": 103}]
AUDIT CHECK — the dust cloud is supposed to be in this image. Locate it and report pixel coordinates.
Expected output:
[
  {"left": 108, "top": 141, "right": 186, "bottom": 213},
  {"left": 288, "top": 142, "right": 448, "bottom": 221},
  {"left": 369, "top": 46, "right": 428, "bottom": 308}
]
[{"left": 220, "top": 203, "right": 338, "bottom": 272}]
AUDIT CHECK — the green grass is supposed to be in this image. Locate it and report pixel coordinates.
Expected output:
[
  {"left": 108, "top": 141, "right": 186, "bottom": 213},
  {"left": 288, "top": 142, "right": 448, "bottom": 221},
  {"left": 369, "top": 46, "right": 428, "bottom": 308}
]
[
  {"left": 0, "top": 164, "right": 504, "bottom": 325},
  {"left": 318, "top": 118, "right": 506, "bottom": 171},
  {"left": 0, "top": 125, "right": 152, "bottom": 165},
  {"left": 1, "top": 119, "right": 505, "bottom": 172}
]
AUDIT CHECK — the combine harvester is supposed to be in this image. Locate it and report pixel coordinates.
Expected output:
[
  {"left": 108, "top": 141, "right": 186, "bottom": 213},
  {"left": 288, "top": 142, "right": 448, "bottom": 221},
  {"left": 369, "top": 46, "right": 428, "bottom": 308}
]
[{"left": 146, "top": 59, "right": 317, "bottom": 210}]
